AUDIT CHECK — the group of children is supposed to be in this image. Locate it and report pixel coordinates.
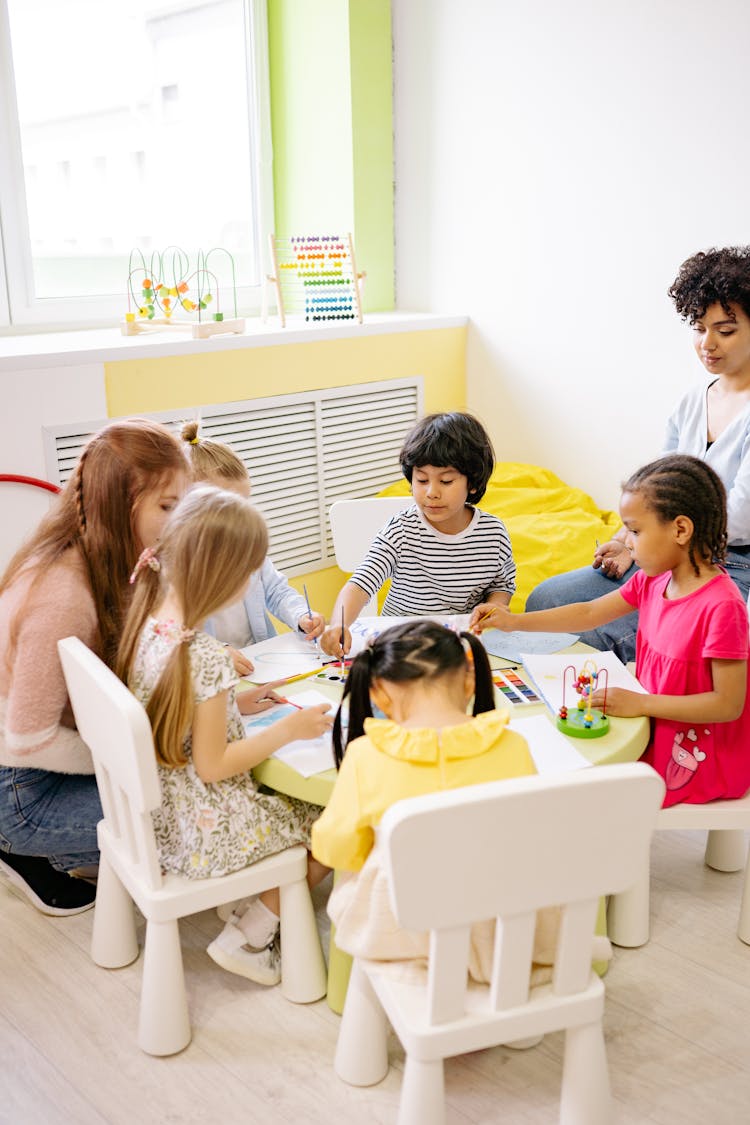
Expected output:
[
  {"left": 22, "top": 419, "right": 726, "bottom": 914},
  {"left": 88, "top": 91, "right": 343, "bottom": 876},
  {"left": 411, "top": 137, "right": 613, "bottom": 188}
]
[{"left": 2, "top": 377, "right": 750, "bottom": 988}]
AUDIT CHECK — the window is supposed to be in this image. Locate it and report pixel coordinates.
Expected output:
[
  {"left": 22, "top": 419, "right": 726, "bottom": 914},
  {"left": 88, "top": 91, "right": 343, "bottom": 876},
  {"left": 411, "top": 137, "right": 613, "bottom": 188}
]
[{"left": 0, "top": 0, "right": 272, "bottom": 330}]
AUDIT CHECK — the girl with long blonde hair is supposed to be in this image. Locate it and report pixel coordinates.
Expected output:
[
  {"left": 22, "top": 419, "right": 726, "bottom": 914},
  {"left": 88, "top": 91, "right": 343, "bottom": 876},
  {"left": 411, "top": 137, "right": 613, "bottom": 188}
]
[
  {"left": 119, "top": 485, "right": 332, "bottom": 985},
  {"left": 0, "top": 418, "right": 187, "bottom": 916}
]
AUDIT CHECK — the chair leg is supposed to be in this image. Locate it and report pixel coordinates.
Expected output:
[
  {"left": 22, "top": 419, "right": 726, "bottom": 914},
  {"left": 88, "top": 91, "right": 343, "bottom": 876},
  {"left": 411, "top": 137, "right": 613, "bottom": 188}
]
[
  {"left": 560, "top": 1020, "right": 612, "bottom": 1125},
  {"left": 90, "top": 854, "right": 138, "bottom": 969},
  {"left": 334, "top": 961, "right": 389, "bottom": 1087},
  {"left": 398, "top": 1056, "right": 445, "bottom": 1125},
  {"left": 278, "top": 877, "right": 327, "bottom": 1003},
  {"left": 138, "top": 918, "right": 191, "bottom": 1056},
  {"left": 705, "top": 829, "right": 746, "bottom": 872},
  {"left": 738, "top": 856, "right": 750, "bottom": 945},
  {"left": 607, "top": 849, "right": 651, "bottom": 947}
]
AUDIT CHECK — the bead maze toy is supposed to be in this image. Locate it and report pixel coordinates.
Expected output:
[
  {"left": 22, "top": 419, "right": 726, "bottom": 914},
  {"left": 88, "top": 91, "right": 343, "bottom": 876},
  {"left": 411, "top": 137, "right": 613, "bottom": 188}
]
[
  {"left": 557, "top": 660, "right": 610, "bottom": 738},
  {"left": 266, "top": 233, "right": 365, "bottom": 327},
  {"left": 121, "top": 246, "right": 245, "bottom": 338}
]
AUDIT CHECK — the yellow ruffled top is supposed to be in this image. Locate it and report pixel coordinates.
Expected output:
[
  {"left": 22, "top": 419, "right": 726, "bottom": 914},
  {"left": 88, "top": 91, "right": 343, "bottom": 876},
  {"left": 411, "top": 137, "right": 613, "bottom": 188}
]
[{"left": 362, "top": 710, "right": 512, "bottom": 763}]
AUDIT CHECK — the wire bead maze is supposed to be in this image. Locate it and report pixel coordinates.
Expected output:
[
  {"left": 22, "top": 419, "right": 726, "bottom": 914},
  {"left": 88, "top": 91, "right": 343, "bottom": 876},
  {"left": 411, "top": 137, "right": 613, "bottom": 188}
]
[
  {"left": 557, "top": 659, "right": 610, "bottom": 739},
  {"left": 266, "top": 233, "right": 365, "bottom": 328},
  {"left": 122, "top": 246, "right": 245, "bottom": 339}
]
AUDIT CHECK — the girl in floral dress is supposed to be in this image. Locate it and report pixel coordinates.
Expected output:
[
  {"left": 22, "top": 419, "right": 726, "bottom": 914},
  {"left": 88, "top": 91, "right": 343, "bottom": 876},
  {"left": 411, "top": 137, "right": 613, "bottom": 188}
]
[{"left": 117, "top": 485, "right": 332, "bottom": 985}]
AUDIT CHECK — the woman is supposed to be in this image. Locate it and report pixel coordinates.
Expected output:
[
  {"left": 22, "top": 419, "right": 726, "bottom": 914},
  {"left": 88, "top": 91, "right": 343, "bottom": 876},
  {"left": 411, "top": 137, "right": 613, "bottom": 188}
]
[
  {"left": 526, "top": 245, "right": 750, "bottom": 662},
  {"left": 0, "top": 419, "right": 187, "bottom": 915}
]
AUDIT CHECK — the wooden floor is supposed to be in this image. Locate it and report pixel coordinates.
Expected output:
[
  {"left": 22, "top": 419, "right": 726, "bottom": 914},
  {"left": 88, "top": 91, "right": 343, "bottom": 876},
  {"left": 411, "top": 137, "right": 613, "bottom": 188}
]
[{"left": 2, "top": 829, "right": 750, "bottom": 1125}]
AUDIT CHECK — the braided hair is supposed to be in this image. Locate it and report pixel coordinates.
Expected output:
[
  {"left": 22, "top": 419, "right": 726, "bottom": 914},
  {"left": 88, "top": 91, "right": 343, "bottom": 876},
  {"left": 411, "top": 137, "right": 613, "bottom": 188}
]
[
  {"left": 333, "top": 619, "right": 496, "bottom": 767},
  {"left": 622, "top": 454, "right": 727, "bottom": 577}
]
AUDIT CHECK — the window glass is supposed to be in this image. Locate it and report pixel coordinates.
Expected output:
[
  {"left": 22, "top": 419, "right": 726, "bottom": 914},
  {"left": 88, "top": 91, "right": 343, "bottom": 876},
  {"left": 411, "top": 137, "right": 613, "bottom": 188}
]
[{"left": 6, "top": 0, "right": 259, "bottom": 303}]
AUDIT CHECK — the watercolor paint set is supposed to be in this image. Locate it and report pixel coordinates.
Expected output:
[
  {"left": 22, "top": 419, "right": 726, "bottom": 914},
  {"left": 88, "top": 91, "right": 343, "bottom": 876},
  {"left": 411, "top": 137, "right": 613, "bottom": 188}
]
[{"left": 493, "top": 668, "right": 541, "bottom": 706}]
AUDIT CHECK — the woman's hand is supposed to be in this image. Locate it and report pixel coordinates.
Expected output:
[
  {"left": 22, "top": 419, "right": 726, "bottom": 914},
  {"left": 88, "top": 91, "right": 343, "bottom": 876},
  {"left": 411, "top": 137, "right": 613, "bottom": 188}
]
[
  {"left": 320, "top": 623, "right": 352, "bottom": 657},
  {"left": 592, "top": 539, "right": 632, "bottom": 580},
  {"left": 299, "top": 612, "right": 326, "bottom": 640},
  {"left": 281, "top": 703, "right": 333, "bottom": 741},
  {"left": 469, "top": 603, "right": 515, "bottom": 633},
  {"left": 236, "top": 683, "right": 284, "bottom": 715},
  {"left": 227, "top": 645, "right": 254, "bottom": 676},
  {"left": 590, "top": 686, "right": 645, "bottom": 717}
]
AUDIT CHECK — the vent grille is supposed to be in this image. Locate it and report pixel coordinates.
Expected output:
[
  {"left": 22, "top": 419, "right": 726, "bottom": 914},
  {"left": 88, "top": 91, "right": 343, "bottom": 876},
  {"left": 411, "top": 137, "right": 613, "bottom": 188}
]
[{"left": 42, "top": 378, "right": 422, "bottom": 574}]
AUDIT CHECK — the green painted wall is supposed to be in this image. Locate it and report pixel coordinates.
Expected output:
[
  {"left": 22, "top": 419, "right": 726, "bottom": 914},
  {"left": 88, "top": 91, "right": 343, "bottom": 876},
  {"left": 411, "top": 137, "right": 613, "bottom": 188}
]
[{"left": 267, "top": 0, "right": 394, "bottom": 310}]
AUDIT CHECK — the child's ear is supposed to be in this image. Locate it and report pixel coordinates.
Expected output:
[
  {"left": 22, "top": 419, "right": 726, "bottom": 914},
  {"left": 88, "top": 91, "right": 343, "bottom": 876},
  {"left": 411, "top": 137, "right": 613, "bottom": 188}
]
[
  {"left": 674, "top": 514, "right": 694, "bottom": 544},
  {"left": 463, "top": 662, "right": 476, "bottom": 703},
  {"left": 370, "top": 678, "right": 392, "bottom": 719}
]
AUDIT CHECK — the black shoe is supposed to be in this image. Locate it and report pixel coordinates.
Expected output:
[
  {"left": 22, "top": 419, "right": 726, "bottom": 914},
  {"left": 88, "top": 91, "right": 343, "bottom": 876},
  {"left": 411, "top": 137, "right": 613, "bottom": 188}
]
[{"left": 0, "top": 851, "right": 97, "bottom": 916}]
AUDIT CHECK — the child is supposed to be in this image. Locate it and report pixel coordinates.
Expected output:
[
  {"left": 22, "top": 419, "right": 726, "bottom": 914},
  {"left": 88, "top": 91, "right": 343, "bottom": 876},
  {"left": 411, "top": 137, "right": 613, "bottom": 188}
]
[
  {"left": 311, "top": 621, "right": 608, "bottom": 983},
  {"left": 320, "top": 412, "right": 516, "bottom": 657},
  {"left": 471, "top": 454, "right": 750, "bottom": 808},
  {"left": 117, "top": 485, "right": 333, "bottom": 985},
  {"left": 181, "top": 421, "right": 324, "bottom": 686},
  {"left": 0, "top": 418, "right": 188, "bottom": 915}
]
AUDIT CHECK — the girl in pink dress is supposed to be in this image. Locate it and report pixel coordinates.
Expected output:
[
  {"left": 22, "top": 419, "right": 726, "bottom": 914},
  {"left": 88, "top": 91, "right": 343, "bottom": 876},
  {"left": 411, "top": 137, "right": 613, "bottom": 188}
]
[{"left": 471, "top": 454, "right": 750, "bottom": 807}]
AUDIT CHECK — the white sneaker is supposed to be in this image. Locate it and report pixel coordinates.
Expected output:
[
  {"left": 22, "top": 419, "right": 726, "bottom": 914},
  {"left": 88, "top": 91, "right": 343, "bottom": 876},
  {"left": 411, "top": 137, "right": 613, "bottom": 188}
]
[{"left": 206, "top": 915, "right": 281, "bottom": 986}]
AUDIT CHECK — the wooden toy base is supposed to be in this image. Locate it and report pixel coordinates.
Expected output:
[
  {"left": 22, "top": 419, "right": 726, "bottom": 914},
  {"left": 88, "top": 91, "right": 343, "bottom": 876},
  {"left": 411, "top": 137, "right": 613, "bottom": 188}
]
[
  {"left": 120, "top": 317, "right": 245, "bottom": 339},
  {"left": 557, "top": 709, "right": 610, "bottom": 739}
]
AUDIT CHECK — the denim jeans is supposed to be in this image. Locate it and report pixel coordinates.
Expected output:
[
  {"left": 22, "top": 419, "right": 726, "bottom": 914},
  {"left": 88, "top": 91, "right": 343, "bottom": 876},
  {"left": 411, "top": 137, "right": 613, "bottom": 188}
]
[
  {"left": 524, "top": 549, "right": 750, "bottom": 666},
  {"left": 0, "top": 767, "right": 101, "bottom": 871}
]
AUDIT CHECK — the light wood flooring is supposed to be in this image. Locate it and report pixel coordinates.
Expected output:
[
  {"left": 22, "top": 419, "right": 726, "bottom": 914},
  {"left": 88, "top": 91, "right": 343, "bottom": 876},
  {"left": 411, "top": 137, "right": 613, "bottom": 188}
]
[{"left": 2, "top": 829, "right": 750, "bottom": 1125}]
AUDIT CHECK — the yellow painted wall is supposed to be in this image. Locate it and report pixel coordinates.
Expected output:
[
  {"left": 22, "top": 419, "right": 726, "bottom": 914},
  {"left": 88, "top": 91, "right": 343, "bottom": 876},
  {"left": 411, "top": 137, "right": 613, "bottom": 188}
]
[{"left": 104, "top": 325, "right": 466, "bottom": 615}]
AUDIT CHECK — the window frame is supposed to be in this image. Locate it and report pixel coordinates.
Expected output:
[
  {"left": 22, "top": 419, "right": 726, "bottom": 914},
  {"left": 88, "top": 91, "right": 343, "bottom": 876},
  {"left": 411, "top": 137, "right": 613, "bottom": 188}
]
[{"left": 0, "top": 0, "right": 273, "bottom": 334}]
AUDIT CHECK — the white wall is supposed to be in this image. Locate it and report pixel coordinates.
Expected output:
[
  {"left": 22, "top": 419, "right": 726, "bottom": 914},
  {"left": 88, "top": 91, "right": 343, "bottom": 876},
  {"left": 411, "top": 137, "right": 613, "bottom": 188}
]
[{"left": 393, "top": 0, "right": 750, "bottom": 509}]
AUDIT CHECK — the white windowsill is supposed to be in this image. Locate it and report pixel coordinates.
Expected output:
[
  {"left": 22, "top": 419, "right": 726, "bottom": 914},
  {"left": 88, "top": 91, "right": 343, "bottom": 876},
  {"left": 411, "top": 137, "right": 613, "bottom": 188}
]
[{"left": 0, "top": 312, "right": 468, "bottom": 371}]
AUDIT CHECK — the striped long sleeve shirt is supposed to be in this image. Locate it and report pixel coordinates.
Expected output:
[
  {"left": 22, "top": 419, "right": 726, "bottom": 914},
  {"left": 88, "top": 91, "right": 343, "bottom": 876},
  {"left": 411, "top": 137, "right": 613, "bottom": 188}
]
[{"left": 348, "top": 504, "right": 515, "bottom": 616}]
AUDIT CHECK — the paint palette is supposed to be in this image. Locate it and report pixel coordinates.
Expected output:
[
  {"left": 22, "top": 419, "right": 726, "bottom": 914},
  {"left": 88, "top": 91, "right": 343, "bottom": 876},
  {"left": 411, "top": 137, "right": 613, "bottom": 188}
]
[{"left": 493, "top": 669, "right": 541, "bottom": 706}]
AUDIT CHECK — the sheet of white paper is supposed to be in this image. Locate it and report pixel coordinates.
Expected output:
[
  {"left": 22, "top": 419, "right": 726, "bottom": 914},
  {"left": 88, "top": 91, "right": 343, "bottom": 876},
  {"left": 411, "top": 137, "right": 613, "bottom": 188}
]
[
  {"left": 481, "top": 630, "right": 579, "bottom": 663},
  {"left": 509, "top": 714, "right": 592, "bottom": 774},
  {"left": 348, "top": 614, "right": 472, "bottom": 656},
  {"left": 521, "top": 651, "right": 645, "bottom": 716},
  {"left": 240, "top": 632, "right": 323, "bottom": 683},
  {"left": 242, "top": 689, "right": 336, "bottom": 778}
]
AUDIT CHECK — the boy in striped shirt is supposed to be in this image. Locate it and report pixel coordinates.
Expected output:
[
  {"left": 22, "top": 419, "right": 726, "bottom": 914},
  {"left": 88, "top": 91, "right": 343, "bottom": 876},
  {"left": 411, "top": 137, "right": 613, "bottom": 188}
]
[{"left": 320, "top": 412, "right": 515, "bottom": 655}]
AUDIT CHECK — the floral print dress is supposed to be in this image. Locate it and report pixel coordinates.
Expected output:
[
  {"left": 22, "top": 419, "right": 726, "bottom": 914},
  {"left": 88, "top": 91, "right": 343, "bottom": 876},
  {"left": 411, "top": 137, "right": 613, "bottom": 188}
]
[{"left": 130, "top": 619, "right": 321, "bottom": 879}]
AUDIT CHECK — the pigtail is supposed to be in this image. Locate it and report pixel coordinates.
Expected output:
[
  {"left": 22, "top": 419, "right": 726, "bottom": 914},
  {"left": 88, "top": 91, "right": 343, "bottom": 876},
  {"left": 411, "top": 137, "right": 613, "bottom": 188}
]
[
  {"left": 145, "top": 641, "right": 194, "bottom": 768},
  {"left": 461, "top": 631, "right": 495, "bottom": 715},
  {"left": 114, "top": 561, "right": 163, "bottom": 688},
  {"left": 333, "top": 648, "right": 374, "bottom": 768}
]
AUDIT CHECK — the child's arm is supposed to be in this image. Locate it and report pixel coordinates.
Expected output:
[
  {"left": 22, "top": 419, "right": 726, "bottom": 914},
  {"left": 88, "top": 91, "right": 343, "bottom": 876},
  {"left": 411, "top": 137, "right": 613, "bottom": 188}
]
[
  {"left": 320, "top": 582, "right": 370, "bottom": 656},
  {"left": 591, "top": 659, "right": 747, "bottom": 723},
  {"left": 485, "top": 590, "right": 512, "bottom": 608},
  {"left": 191, "top": 692, "right": 333, "bottom": 783},
  {"left": 470, "top": 590, "right": 633, "bottom": 635}
]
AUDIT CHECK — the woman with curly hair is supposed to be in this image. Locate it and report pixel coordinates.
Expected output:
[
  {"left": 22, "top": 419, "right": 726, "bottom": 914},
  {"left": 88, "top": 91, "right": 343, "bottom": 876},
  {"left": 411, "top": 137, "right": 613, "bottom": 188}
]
[{"left": 526, "top": 246, "right": 750, "bottom": 663}]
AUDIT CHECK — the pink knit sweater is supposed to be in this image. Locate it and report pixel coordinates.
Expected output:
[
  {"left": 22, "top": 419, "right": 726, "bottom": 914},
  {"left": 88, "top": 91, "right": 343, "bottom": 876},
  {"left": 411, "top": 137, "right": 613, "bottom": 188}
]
[{"left": 0, "top": 549, "right": 98, "bottom": 773}]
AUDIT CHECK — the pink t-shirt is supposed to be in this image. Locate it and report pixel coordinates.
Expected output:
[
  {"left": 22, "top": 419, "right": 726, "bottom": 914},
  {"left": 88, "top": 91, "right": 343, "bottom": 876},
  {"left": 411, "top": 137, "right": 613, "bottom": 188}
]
[{"left": 621, "top": 569, "right": 750, "bottom": 807}]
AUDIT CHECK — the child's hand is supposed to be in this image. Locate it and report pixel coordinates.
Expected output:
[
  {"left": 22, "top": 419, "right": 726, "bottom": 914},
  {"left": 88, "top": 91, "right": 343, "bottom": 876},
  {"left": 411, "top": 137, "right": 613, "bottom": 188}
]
[
  {"left": 282, "top": 703, "right": 333, "bottom": 741},
  {"left": 227, "top": 645, "right": 254, "bottom": 676},
  {"left": 236, "top": 683, "right": 284, "bottom": 715},
  {"left": 299, "top": 612, "right": 326, "bottom": 640},
  {"left": 593, "top": 539, "right": 632, "bottom": 579},
  {"left": 320, "top": 623, "right": 352, "bottom": 657},
  {"left": 469, "top": 604, "right": 513, "bottom": 633},
  {"left": 590, "top": 687, "right": 644, "bottom": 717}
]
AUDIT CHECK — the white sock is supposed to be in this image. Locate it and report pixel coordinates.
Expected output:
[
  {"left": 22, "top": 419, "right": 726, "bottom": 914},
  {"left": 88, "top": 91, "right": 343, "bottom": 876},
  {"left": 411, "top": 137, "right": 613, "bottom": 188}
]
[{"left": 234, "top": 897, "right": 279, "bottom": 949}]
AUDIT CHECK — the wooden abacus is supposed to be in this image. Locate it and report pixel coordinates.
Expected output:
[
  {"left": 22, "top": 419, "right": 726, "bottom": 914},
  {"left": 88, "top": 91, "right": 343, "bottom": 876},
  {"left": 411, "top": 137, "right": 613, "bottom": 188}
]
[{"left": 266, "top": 233, "right": 365, "bottom": 327}]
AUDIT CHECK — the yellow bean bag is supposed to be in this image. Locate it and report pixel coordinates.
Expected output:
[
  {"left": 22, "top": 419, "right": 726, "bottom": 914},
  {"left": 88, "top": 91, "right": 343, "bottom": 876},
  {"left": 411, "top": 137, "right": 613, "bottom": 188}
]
[{"left": 379, "top": 462, "right": 621, "bottom": 610}]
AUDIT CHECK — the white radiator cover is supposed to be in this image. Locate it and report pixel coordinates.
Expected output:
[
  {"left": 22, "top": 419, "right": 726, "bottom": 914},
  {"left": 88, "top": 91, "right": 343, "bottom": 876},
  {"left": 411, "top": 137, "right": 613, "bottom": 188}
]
[{"left": 42, "top": 377, "right": 423, "bottom": 575}]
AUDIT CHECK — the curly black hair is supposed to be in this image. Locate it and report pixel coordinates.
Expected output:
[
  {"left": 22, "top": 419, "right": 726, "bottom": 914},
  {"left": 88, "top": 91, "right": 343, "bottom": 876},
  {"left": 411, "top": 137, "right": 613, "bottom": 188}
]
[
  {"left": 668, "top": 246, "right": 750, "bottom": 323},
  {"left": 622, "top": 454, "right": 727, "bottom": 577},
  {"left": 399, "top": 412, "right": 495, "bottom": 501}
]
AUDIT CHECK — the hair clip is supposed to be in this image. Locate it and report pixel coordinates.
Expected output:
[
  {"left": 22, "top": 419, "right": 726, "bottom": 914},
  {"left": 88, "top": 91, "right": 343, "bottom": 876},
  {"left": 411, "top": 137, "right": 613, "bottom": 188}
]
[{"left": 129, "top": 546, "right": 161, "bottom": 584}]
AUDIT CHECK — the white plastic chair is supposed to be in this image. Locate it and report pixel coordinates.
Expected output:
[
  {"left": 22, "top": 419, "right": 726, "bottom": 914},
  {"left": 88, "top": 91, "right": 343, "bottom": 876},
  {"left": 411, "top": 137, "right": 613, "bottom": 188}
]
[
  {"left": 58, "top": 636, "right": 327, "bottom": 1056},
  {"left": 329, "top": 496, "right": 412, "bottom": 614},
  {"left": 607, "top": 798, "right": 750, "bottom": 948},
  {"left": 334, "top": 763, "right": 665, "bottom": 1125}
]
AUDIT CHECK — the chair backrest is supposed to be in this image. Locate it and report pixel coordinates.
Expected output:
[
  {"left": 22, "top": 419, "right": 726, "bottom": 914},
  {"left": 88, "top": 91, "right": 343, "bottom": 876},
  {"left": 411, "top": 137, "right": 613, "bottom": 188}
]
[
  {"left": 379, "top": 763, "right": 665, "bottom": 1022},
  {"left": 329, "top": 497, "right": 412, "bottom": 572},
  {"left": 58, "top": 636, "right": 164, "bottom": 889}
]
